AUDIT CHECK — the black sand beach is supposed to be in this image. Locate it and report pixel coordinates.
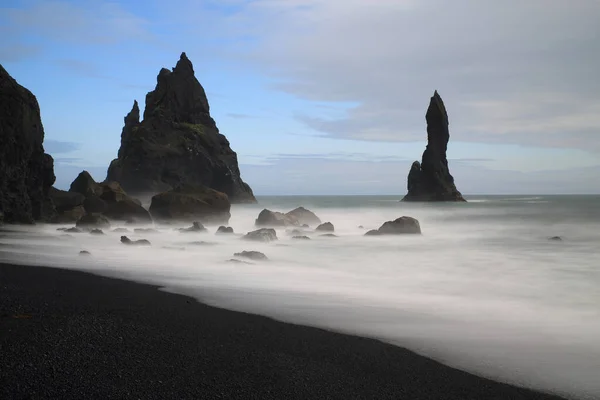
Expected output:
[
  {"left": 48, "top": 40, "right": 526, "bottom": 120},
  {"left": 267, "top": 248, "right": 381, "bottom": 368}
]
[{"left": 0, "top": 263, "right": 566, "bottom": 400}]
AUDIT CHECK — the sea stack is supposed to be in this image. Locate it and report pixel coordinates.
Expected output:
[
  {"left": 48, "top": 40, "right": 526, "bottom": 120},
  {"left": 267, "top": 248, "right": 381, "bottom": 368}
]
[
  {"left": 0, "top": 64, "right": 56, "bottom": 223},
  {"left": 401, "top": 91, "right": 466, "bottom": 202},
  {"left": 106, "top": 52, "right": 256, "bottom": 203}
]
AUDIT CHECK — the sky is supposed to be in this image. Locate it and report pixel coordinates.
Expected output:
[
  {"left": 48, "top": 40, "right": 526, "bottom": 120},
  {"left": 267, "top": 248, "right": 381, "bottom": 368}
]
[{"left": 1, "top": 0, "right": 599, "bottom": 195}]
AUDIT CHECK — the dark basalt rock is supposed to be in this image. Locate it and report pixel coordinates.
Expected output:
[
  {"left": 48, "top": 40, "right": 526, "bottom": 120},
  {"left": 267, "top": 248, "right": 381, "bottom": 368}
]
[
  {"left": 79, "top": 250, "right": 91, "bottom": 256},
  {"left": 76, "top": 214, "right": 111, "bottom": 229},
  {"left": 65, "top": 227, "right": 83, "bottom": 233},
  {"left": 244, "top": 228, "right": 278, "bottom": 242},
  {"left": 402, "top": 91, "right": 465, "bottom": 202},
  {"left": 292, "top": 235, "right": 311, "bottom": 240},
  {"left": 106, "top": 52, "right": 255, "bottom": 203},
  {"left": 0, "top": 64, "right": 56, "bottom": 223},
  {"left": 178, "top": 222, "right": 206, "bottom": 232},
  {"left": 316, "top": 222, "right": 334, "bottom": 232},
  {"left": 149, "top": 184, "right": 231, "bottom": 224},
  {"left": 89, "top": 229, "right": 104, "bottom": 235},
  {"left": 285, "top": 207, "right": 321, "bottom": 226},
  {"left": 234, "top": 251, "right": 268, "bottom": 261},
  {"left": 216, "top": 226, "right": 234, "bottom": 234},
  {"left": 120, "top": 235, "right": 151, "bottom": 246},
  {"left": 365, "top": 216, "right": 421, "bottom": 236},
  {"left": 255, "top": 209, "right": 299, "bottom": 227}
]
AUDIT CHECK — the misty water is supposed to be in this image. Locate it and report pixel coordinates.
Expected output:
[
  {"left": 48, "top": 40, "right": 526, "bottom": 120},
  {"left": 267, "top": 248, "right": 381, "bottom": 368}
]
[{"left": 1, "top": 195, "right": 599, "bottom": 399}]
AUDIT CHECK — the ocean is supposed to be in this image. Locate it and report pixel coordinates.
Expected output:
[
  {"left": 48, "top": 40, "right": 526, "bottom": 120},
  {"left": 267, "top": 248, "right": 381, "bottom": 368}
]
[{"left": 1, "top": 195, "right": 599, "bottom": 399}]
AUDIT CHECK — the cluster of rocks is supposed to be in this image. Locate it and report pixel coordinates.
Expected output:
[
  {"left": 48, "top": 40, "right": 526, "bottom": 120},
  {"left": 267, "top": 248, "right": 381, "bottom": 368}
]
[{"left": 1, "top": 54, "right": 253, "bottom": 225}]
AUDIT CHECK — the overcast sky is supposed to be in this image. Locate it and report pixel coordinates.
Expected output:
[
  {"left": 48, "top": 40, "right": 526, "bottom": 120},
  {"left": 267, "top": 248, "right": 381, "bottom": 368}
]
[{"left": 2, "top": 0, "right": 599, "bottom": 195}]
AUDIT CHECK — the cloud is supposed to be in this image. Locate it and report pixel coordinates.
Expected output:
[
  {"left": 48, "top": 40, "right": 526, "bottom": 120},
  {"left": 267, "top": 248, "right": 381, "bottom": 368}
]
[
  {"left": 204, "top": 0, "right": 600, "bottom": 150},
  {"left": 44, "top": 140, "right": 81, "bottom": 154}
]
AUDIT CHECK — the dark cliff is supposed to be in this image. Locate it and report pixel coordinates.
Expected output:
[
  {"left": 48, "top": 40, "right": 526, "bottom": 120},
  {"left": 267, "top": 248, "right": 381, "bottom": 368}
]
[
  {"left": 402, "top": 91, "right": 465, "bottom": 202},
  {"left": 106, "top": 52, "right": 256, "bottom": 203},
  {"left": 0, "top": 64, "right": 56, "bottom": 223}
]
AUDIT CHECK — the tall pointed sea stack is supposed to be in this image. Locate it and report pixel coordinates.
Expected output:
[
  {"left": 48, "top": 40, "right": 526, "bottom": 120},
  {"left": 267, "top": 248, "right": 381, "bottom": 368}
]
[
  {"left": 0, "top": 64, "right": 56, "bottom": 223},
  {"left": 402, "top": 91, "right": 465, "bottom": 202},
  {"left": 106, "top": 52, "right": 256, "bottom": 203}
]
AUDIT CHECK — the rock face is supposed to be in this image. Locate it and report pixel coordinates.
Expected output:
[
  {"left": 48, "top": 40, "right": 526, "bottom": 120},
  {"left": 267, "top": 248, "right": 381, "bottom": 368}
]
[
  {"left": 106, "top": 52, "right": 255, "bottom": 203},
  {"left": 0, "top": 64, "right": 56, "bottom": 223},
  {"left": 149, "top": 184, "right": 231, "bottom": 224},
  {"left": 285, "top": 207, "right": 321, "bottom": 226},
  {"left": 402, "top": 91, "right": 465, "bottom": 202},
  {"left": 55, "top": 171, "right": 151, "bottom": 224},
  {"left": 365, "top": 216, "right": 421, "bottom": 236}
]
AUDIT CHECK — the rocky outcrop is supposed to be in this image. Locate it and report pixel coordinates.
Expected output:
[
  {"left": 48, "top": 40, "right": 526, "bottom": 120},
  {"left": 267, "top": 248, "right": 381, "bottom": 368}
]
[
  {"left": 255, "top": 209, "right": 299, "bottom": 227},
  {"left": 365, "top": 216, "right": 421, "bottom": 236},
  {"left": 234, "top": 251, "right": 268, "bottom": 261},
  {"left": 149, "top": 184, "right": 231, "bottom": 224},
  {"left": 244, "top": 228, "right": 278, "bottom": 242},
  {"left": 285, "top": 207, "right": 321, "bottom": 226},
  {"left": 106, "top": 52, "right": 255, "bottom": 203},
  {"left": 0, "top": 64, "right": 56, "bottom": 223},
  {"left": 402, "top": 91, "right": 465, "bottom": 202},
  {"left": 55, "top": 171, "right": 151, "bottom": 224},
  {"left": 316, "top": 222, "right": 334, "bottom": 232}
]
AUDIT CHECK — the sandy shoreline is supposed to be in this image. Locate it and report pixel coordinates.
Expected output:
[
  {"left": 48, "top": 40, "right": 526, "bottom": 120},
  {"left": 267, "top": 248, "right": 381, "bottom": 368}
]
[{"left": 0, "top": 262, "right": 566, "bottom": 400}]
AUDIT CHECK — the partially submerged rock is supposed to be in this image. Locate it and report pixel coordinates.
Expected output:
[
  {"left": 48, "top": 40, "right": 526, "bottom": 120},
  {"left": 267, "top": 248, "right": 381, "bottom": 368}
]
[
  {"left": 89, "top": 229, "right": 104, "bottom": 235},
  {"left": 79, "top": 250, "right": 91, "bottom": 256},
  {"left": 319, "top": 233, "right": 337, "bottom": 238},
  {"left": 120, "top": 235, "right": 151, "bottom": 246},
  {"left": 316, "top": 222, "right": 334, "bottom": 232},
  {"left": 402, "top": 91, "right": 465, "bottom": 202},
  {"left": 365, "top": 217, "right": 421, "bottom": 236},
  {"left": 216, "top": 226, "right": 234, "bottom": 234},
  {"left": 244, "top": 228, "right": 278, "bottom": 242},
  {"left": 149, "top": 184, "right": 231, "bottom": 224},
  {"left": 179, "top": 222, "right": 206, "bottom": 232},
  {"left": 76, "top": 214, "right": 110, "bottom": 230},
  {"left": 234, "top": 251, "right": 268, "bottom": 261},
  {"left": 106, "top": 52, "right": 255, "bottom": 203},
  {"left": 292, "top": 235, "right": 311, "bottom": 240},
  {"left": 285, "top": 207, "right": 321, "bottom": 226},
  {"left": 255, "top": 209, "right": 299, "bottom": 227}
]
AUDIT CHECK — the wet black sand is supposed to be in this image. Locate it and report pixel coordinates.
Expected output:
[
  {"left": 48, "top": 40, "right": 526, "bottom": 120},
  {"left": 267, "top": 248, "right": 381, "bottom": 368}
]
[{"left": 0, "top": 263, "right": 566, "bottom": 400}]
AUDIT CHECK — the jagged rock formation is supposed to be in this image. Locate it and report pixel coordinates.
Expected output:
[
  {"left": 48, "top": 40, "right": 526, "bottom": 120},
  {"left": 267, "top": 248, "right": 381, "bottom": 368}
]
[
  {"left": 402, "top": 91, "right": 466, "bottom": 202},
  {"left": 51, "top": 171, "right": 151, "bottom": 224},
  {"left": 0, "top": 64, "right": 56, "bottom": 223},
  {"left": 106, "top": 52, "right": 255, "bottom": 203}
]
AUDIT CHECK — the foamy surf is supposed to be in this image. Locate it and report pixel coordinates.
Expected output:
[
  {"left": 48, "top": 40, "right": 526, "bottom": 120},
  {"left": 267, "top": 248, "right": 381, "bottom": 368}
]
[{"left": 1, "top": 195, "right": 599, "bottom": 400}]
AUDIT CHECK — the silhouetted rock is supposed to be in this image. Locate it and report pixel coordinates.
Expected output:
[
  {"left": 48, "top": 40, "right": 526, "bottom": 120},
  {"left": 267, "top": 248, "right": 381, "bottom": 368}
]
[
  {"left": 112, "top": 228, "right": 130, "bottom": 233},
  {"left": 319, "top": 233, "right": 337, "bottom": 238},
  {"left": 90, "top": 229, "right": 104, "bottom": 235},
  {"left": 178, "top": 222, "right": 206, "bottom": 232},
  {"left": 549, "top": 236, "right": 563, "bottom": 241},
  {"left": 65, "top": 227, "right": 83, "bottom": 233},
  {"left": 216, "top": 226, "right": 234, "bottom": 234},
  {"left": 76, "top": 214, "right": 110, "bottom": 229},
  {"left": 285, "top": 207, "right": 321, "bottom": 226},
  {"left": 244, "top": 228, "right": 278, "bottom": 242},
  {"left": 255, "top": 209, "right": 299, "bottom": 227},
  {"left": 402, "top": 91, "right": 465, "bottom": 202},
  {"left": 120, "top": 236, "right": 151, "bottom": 246},
  {"left": 365, "top": 217, "right": 421, "bottom": 236},
  {"left": 149, "top": 184, "right": 231, "bottom": 224},
  {"left": 69, "top": 171, "right": 101, "bottom": 197},
  {"left": 234, "top": 251, "right": 268, "bottom": 261},
  {"left": 0, "top": 64, "right": 56, "bottom": 223},
  {"left": 104, "top": 198, "right": 152, "bottom": 224},
  {"left": 79, "top": 250, "right": 91, "bottom": 256},
  {"left": 316, "top": 222, "right": 334, "bottom": 232},
  {"left": 51, "top": 205, "right": 86, "bottom": 224},
  {"left": 106, "top": 52, "right": 255, "bottom": 203},
  {"left": 83, "top": 195, "right": 107, "bottom": 214}
]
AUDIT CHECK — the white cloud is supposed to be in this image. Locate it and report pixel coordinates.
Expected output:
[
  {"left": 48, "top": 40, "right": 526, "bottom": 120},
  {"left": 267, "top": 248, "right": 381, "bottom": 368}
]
[{"left": 210, "top": 0, "right": 600, "bottom": 149}]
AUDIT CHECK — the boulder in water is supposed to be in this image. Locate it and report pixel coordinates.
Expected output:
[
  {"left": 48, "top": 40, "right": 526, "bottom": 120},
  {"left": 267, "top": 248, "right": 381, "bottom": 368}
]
[
  {"left": 234, "top": 251, "right": 268, "bottom": 261},
  {"left": 120, "top": 235, "right": 151, "bottom": 246},
  {"left": 316, "top": 222, "right": 334, "bottom": 232},
  {"left": 255, "top": 209, "right": 299, "bottom": 227},
  {"left": 76, "top": 214, "right": 110, "bottom": 229},
  {"left": 365, "top": 217, "right": 421, "bottom": 236},
  {"left": 149, "top": 184, "right": 231, "bottom": 224},
  {"left": 244, "top": 228, "right": 278, "bottom": 242},
  {"left": 285, "top": 207, "right": 321, "bottom": 226},
  {"left": 179, "top": 222, "right": 206, "bottom": 232},
  {"left": 216, "top": 226, "right": 234, "bottom": 234}
]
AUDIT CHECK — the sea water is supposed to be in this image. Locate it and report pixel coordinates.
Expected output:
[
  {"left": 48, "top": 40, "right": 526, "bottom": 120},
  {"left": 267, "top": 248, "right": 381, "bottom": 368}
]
[{"left": 1, "top": 195, "right": 599, "bottom": 400}]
